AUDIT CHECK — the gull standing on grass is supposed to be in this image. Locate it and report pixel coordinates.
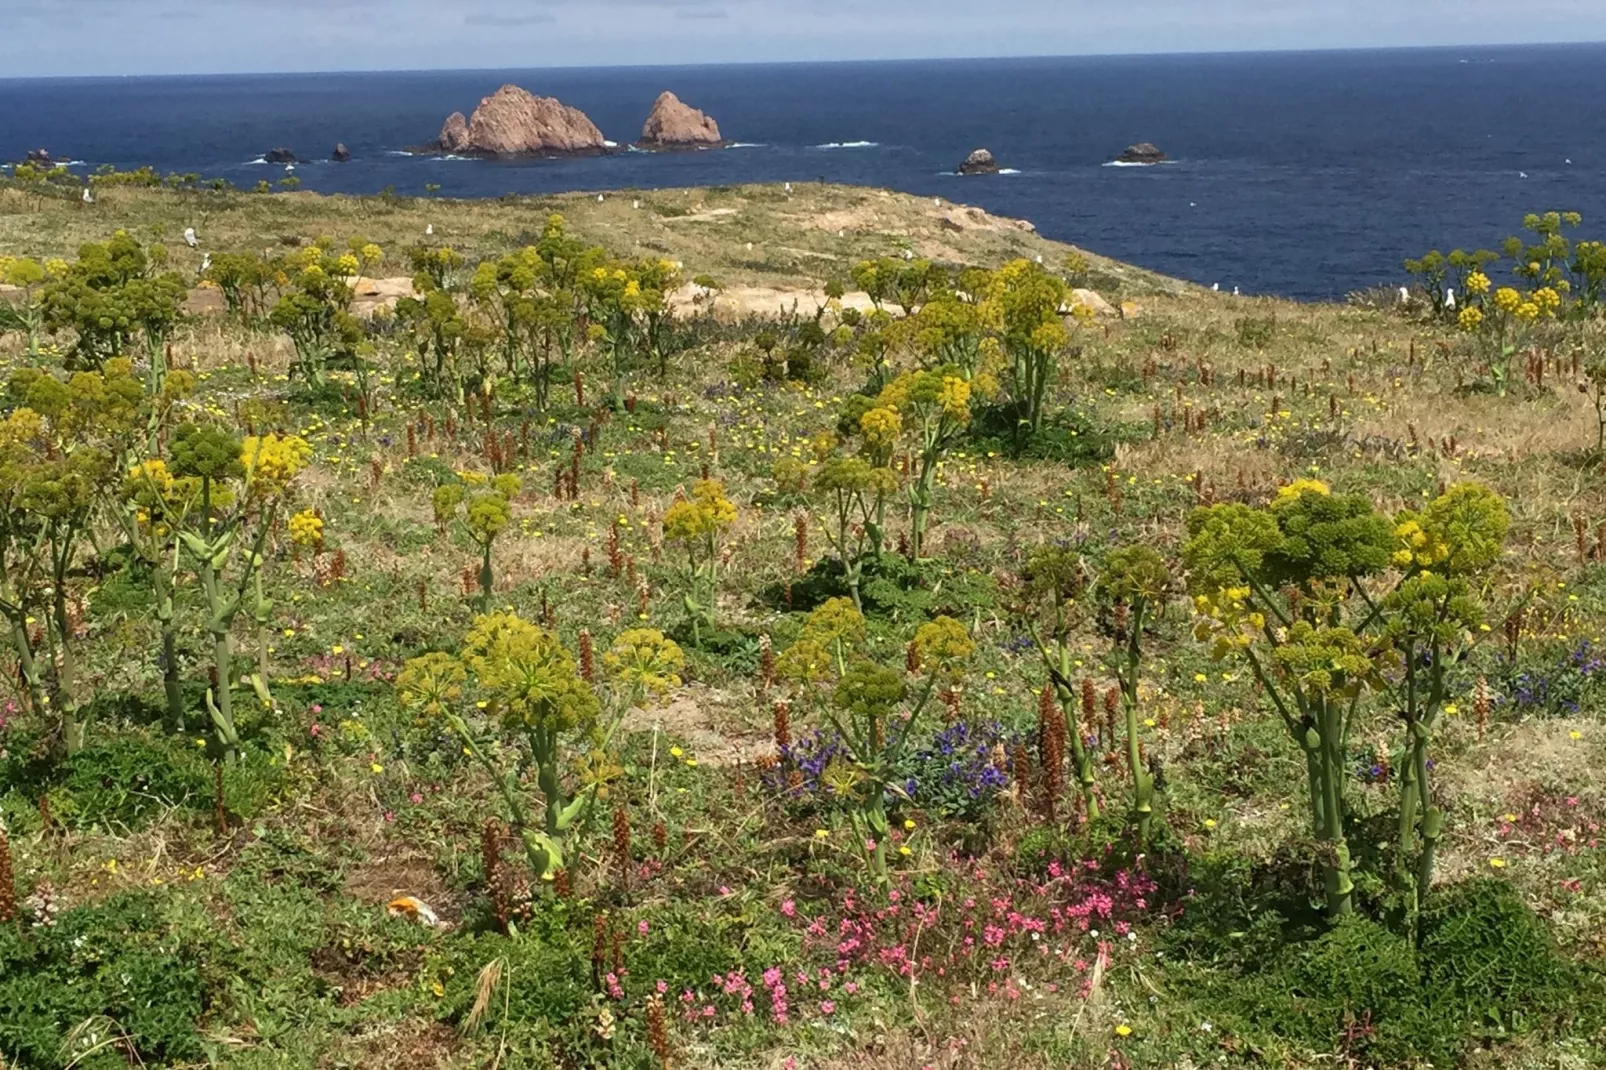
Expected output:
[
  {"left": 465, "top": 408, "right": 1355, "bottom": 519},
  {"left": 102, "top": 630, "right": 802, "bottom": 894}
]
[{"left": 184, "top": 227, "right": 198, "bottom": 248}]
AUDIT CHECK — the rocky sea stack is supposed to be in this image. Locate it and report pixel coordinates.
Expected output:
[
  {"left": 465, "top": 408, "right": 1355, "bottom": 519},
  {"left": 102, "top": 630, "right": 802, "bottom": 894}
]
[
  {"left": 638, "top": 91, "right": 723, "bottom": 150},
  {"left": 437, "top": 85, "right": 608, "bottom": 157},
  {"left": 25, "top": 149, "right": 53, "bottom": 166},
  {"left": 957, "top": 148, "right": 1002, "bottom": 175},
  {"left": 331, "top": 143, "right": 351, "bottom": 163},
  {"left": 1115, "top": 142, "right": 1168, "bottom": 164},
  {"left": 263, "top": 147, "right": 298, "bottom": 164}
]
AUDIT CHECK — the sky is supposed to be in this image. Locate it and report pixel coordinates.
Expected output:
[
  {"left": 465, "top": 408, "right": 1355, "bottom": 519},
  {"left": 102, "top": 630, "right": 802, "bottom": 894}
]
[{"left": 1, "top": 0, "right": 1604, "bottom": 77}]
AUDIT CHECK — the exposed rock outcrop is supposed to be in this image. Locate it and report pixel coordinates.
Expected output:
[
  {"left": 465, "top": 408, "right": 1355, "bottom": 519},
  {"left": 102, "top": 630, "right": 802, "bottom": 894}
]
[
  {"left": 264, "top": 147, "right": 298, "bottom": 164},
  {"left": 638, "top": 91, "right": 723, "bottom": 149},
  {"left": 1115, "top": 142, "right": 1168, "bottom": 164},
  {"left": 25, "top": 149, "right": 53, "bottom": 166},
  {"left": 331, "top": 143, "right": 351, "bottom": 162},
  {"left": 435, "top": 85, "right": 608, "bottom": 157},
  {"left": 439, "top": 113, "right": 470, "bottom": 153},
  {"left": 957, "top": 148, "right": 1001, "bottom": 175}
]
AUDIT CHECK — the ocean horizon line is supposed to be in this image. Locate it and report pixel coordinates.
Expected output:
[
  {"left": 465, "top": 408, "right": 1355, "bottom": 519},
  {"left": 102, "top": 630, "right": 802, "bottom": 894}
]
[{"left": 2, "top": 38, "right": 1605, "bottom": 86}]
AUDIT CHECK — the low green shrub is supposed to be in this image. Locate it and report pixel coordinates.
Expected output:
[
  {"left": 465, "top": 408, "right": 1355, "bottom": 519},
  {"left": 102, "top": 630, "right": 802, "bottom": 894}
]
[{"left": 0, "top": 893, "right": 206, "bottom": 1069}]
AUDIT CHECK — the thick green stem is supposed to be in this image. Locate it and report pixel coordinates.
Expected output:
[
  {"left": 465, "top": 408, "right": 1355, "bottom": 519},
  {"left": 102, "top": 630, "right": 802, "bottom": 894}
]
[
  {"left": 1315, "top": 697, "right": 1354, "bottom": 916},
  {"left": 1055, "top": 646, "right": 1099, "bottom": 821},
  {"left": 478, "top": 539, "right": 494, "bottom": 614}
]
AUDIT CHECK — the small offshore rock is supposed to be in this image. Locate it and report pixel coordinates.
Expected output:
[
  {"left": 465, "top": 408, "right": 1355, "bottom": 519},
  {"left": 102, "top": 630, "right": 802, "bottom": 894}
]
[
  {"left": 957, "top": 148, "right": 1002, "bottom": 175},
  {"left": 1116, "top": 142, "right": 1168, "bottom": 164},
  {"left": 638, "top": 91, "right": 724, "bottom": 149}
]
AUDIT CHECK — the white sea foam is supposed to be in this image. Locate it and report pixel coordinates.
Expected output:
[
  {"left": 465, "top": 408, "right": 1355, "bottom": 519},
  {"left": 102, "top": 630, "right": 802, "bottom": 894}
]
[
  {"left": 997, "top": 168, "right": 1021, "bottom": 174},
  {"left": 604, "top": 140, "right": 619, "bottom": 148},
  {"left": 1103, "top": 160, "right": 1155, "bottom": 168},
  {"left": 727, "top": 142, "right": 765, "bottom": 149},
  {"left": 386, "top": 150, "right": 416, "bottom": 157},
  {"left": 245, "top": 157, "right": 268, "bottom": 165},
  {"left": 815, "top": 140, "right": 879, "bottom": 149}
]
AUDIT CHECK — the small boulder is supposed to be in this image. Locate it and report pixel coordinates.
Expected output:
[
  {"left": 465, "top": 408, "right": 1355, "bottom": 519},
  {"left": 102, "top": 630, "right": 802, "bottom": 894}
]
[
  {"left": 1069, "top": 288, "right": 1117, "bottom": 318},
  {"left": 331, "top": 143, "right": 351, "bottom": 162},
  {"left": 957, "top": 148, "right": 1001, "bottom": 175},
  {"left": 638, "top": 91, "right": 723, "bottom": 149},
  {"left": 1115, "top": 142, "right": 1168, "bottom": 165},
  {"left": 264, "top": 147, "right": 298, "bottom": 164}
]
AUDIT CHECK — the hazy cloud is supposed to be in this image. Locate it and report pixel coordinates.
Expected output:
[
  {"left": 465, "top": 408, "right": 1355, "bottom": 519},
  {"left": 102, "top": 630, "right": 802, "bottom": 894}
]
[{"left": 464, "top": 11, "right": 557, "bottom": 26}]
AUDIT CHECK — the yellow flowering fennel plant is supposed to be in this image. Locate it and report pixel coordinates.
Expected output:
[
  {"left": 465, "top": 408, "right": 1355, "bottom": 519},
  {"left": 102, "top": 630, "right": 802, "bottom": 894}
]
[
  {"left": 433, "top": 473, "right": 521, "bottom": 612},
  {"left": 781, "top": 606, "right": 974, "bottom": 891},
  {"left": 877, "top": 368, "right": 973, "bottom": 559},
  {"left": 167, "top": 426, "right": 312, "bottom": 757},
  {"left": 1185, "top": 480, "right": 1511, "bottom": 917},
  {"left": 0, "top": 362, "right": 142, "bottom": 753},
  {"left": 398, "top": 613, "right": 606, "bottom": 889},
  {"left": 1460, "top": 280, "right": 1559, "bottom": 395},
  {"left": 1183, "top": 482, "right": 1395, "bottom": 916},
  {"left": 662, "top": 479, "right": 736, "bottom": 646},
  {"left": 1380, "top": 483, "right": 1509, "bottom": 911}
]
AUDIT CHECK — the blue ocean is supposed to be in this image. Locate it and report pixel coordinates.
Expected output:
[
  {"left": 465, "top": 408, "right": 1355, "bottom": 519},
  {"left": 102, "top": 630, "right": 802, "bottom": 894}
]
[{"left": 2, "top": 45, "right": 1605, "bottom": 299}]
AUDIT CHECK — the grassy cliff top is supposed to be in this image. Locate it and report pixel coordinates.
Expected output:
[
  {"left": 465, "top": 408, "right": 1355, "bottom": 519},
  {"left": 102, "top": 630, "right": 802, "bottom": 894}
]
[{"left": 0, "top": 180, "right": 1192, "bottom": 296}]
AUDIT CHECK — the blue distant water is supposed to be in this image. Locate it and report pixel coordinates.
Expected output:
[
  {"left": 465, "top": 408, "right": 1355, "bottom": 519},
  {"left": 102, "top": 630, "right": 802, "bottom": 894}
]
[{"left": 2, "top": 46, "right": 1606, "bottom": 300}]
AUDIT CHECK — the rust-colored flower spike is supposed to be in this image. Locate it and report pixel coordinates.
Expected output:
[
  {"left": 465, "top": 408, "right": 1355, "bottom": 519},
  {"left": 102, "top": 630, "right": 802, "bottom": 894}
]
[
  {"left": 1577, "top": 515, "right": 1589, "bottom": 565},
  {"left": 631, "top": 479, "right": 641, "bottom": 508},
  {"left": 794, "top": 513, "right": 808, "bottom": 574},
  {"left": 574, "top": 370, "right": 585, "bottom": 408},
  {"left": 553, "top": 867, "right": 572, "bottom": 900},
  {"left": 590, "top": 911, "right": 609, "bottom": 985},
  {"left": 612, "top": 805, "right": 631, "bottom": 888},
  {"left": 773, "top": 699, "right": 792, "bottom": 754},
  {"left": 759, "top": 635, "right": 775, "bottom": 692},
  {"left": 941, "top": 686, "right": 961, "bottom": 723},
  {"left": 608, "top": 522, "right": 623, "bottom": 578},
  {"left": 647, "top": 994, "right": 672, "bottom": 1069},
  {"left": 1038, "top": 684, "right": 1065, "bottom": 822},
  {"left": 1475, "top": 675, "right": 1491, "bottom": 742},
  {"left": 1104, "top": 687, "right": 1120, "bottom": 756},
  {"left": 906, "top": 639, "right": 922, "bottom": 676},
  {"left": 652, "top": 821, "right": 667, "bottom": 854},
  {"left": 482, "top": 819, "right": 510, "bottom": 933},
  {"left": 1112, "top": 602, "right": 1129, "bottom": 642},
  {"left": 1081, "top": 677, "right": 1096, "bottom": 729},
  {"left": 578, "top": 629, "right": 594, "bottom": 683},
  {"left": 582, "top": 546, "right": 592, "bottom": 574},
  {"left": 0, "top": 826, "right": 17, "bottom": 923},
  {"left": 1105, "top": 468, "right": 1122, "bottom": 513},
  {"left": 1010, "top": 744, "right": 1032, "bottom": 806}
]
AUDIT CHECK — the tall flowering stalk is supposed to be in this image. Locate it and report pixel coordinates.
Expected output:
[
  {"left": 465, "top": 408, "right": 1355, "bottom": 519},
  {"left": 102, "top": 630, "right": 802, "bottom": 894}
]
[
  {"left": 776, "top": 600, "right": 974, "bottom": 892},
  {"left": 1185, "top": 480, "right": 1396, "bottom": 916},
  {"left": 662, "top": 480, "right": 736, "bottom": 646},
  {"left": 1094, "top": 545, "right": 1171, "bottom": 843},
  {"left": 163, "top": 425, "right": 312, "bottom": 758},
  {"left": 1380, "top": 484, "right": 1508, "bottom": 909},
  {"left": 0, "top": 362, "right": 141, "bottom": 753},
  {"left": 1019, "top": 546, "right": 1099, "bottom": 821},
  {"left": 434, "top": 472, "right": 522, "bottom": 612},
  {"left": 398, "top": 613, "right": 601, "bottom": 891},
  {"left": 875, "top": 367, "right": 985, "bottom": 559}
]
